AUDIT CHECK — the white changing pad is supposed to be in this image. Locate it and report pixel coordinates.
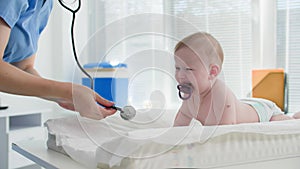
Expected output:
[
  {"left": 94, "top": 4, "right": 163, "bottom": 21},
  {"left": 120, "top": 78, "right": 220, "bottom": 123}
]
[{"left": 45, "top": 110, "right": 300, "bottom": 169}]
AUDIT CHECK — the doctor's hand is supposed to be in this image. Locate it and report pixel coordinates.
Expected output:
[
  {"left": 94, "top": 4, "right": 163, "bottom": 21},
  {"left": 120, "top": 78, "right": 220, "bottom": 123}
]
[{"left": 55, "top": 84, "right": 117, "bottom": 120}]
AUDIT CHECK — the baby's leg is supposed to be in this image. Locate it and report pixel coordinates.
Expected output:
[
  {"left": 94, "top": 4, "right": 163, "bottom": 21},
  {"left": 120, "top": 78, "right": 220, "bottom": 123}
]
[
  {"left": 293, "top": 112, "right": 300, "bottom": 119},
  {"left": 270, "top": 114, "right": 294, "bottom": 121}
]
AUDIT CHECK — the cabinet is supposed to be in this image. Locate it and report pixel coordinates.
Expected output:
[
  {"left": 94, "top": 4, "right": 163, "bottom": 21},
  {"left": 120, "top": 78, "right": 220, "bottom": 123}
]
[{"left": 0, "top": 105, "right": 51, "bottom": 169}]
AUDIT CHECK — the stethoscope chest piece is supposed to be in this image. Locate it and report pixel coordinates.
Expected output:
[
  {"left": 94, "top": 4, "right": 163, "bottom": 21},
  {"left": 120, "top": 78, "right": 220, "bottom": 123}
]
[
  {"left": 120, "top": 106, "right": 136, "bottom": 120},
  {"left": 110, "top": 105, "right": 136, "bottom": 120}
]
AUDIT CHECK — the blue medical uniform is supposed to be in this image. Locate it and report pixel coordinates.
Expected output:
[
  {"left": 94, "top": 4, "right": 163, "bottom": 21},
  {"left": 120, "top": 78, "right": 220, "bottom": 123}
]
[{"left": 0, "top": 0, "right": 53, "bottom": 63}]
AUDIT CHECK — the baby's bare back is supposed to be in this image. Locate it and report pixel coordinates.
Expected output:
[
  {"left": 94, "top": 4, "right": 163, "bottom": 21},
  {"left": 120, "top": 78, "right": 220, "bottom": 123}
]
[{"left": 196, "top": 80, "right": 259, "bottom": 125}]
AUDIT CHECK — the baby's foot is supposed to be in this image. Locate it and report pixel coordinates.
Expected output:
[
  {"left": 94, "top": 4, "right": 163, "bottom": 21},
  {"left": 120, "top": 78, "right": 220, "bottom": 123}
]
[
  {"left": 270, "top": 114, "right": 293, "bottom": 121},
  {"left": 293, "top": 112, "right": 300, "bottom": 119}
]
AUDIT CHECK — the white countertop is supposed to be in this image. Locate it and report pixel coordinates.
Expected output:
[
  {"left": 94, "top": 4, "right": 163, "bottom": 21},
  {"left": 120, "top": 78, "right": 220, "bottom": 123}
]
[{"left": 12, "top": 140, "right": 90, "bottom": 169}]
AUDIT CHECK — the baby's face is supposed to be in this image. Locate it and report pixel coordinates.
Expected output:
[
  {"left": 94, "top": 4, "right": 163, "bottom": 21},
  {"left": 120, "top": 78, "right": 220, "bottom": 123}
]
[{"left": 174, "top": 47, "right": 212, "bottom": 96}]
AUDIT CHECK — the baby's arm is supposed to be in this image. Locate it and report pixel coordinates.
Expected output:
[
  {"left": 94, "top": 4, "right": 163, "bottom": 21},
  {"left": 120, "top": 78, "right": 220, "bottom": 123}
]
[
  {"left": 173, "top": 105, "right": 193, "bottom": 126},
  {"left": 218, "top": 102, "right": 237, "bottom": 125},
  {"left": 215, "top": 89, "right": 237, "bottom": 125}
]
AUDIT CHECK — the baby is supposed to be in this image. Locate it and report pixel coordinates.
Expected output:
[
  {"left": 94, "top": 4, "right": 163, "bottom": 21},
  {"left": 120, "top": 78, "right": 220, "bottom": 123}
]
[{"left": 173, "top": 32, "right": 299, "bottom": 126}]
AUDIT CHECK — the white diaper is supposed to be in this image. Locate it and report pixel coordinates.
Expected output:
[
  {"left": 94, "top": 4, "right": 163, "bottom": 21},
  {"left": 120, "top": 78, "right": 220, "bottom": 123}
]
[{"left": 241, "top": 98, "right": 284, "bottom": 122}]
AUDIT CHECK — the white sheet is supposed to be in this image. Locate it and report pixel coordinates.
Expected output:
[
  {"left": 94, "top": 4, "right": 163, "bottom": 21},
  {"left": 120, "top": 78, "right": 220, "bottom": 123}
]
[{"left": 45, "top": 109, "right": 300, "bottom": 169}]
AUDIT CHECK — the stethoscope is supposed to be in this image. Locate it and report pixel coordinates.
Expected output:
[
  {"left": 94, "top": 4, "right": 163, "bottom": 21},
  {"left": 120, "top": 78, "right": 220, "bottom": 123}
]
[{"left": 58, "top": 0, "right": 136, "bottom": 120}]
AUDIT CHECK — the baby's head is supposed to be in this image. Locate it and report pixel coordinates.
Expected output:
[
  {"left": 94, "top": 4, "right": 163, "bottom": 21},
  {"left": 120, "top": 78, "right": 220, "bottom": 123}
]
[
  {"left": 175, "top": 32, "right": 224, "bottom": 70},
  {"left": 174, "top": 32, "right": 224, "bottom": 98}
]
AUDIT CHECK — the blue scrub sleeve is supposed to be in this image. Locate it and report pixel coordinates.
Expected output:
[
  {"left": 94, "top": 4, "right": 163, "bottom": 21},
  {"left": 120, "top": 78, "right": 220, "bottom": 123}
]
[{"left": 0, "top": 0, "right": 28, "bottom": 28}]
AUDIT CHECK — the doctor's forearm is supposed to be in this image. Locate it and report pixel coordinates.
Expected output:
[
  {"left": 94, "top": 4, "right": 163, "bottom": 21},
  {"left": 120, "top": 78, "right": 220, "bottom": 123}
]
[
  {"left": 0, "top": 61, "right": 72, "bottom": 101},
  {"left": 0, "top": 19, "right": 73, "bottom": 103}
]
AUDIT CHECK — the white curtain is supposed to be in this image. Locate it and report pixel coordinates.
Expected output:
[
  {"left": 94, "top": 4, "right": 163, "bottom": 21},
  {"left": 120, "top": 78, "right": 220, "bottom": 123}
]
[
  {"left": 165, "top": 0, "right": 253, "bottom": 98},
  {"left": 277, "top": 0, "right": 300, "bottom": 113},
  {"left": 87, "top": 0, "right": 253, "bottom": 109}
]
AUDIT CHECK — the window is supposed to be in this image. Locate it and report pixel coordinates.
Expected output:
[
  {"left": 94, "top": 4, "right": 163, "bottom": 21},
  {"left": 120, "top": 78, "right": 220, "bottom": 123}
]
[
  {"left": 86, "top": 0, "right": 177, "bottom": 109},
  {"left": 86, "top": 0, "right": 253, "bottom": 109},
  {"left": 165, "top": 0, "right": 253, "bottom": 98},
  {"left": 277, "top": 0, "right": 300, "bottom": 113}
]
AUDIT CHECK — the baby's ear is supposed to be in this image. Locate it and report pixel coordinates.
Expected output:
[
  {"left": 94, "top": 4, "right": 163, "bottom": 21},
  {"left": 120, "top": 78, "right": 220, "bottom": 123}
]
[{"left": 208, "top": 64, "right": 220, "bottom": 80}]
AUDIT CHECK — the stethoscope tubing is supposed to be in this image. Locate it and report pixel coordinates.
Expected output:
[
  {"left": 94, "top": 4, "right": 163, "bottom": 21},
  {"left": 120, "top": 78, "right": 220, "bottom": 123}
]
[{"left": 57, "top": 0, "right": 94, "bottom": 89}]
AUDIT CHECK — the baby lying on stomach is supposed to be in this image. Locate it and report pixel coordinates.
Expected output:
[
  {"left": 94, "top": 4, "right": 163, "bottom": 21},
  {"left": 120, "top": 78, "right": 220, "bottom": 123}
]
[{"left": 173, "top": 32, "right": 300, "bottom": 126}]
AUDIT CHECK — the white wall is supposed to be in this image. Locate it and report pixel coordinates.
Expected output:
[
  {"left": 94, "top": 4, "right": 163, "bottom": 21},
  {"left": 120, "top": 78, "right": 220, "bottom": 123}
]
[
  {"left": 38, "top": 1, "right": 89, "bottom": 82},
  {"left": 41, "top": 1, "right": 278, "bottom": 80}
]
